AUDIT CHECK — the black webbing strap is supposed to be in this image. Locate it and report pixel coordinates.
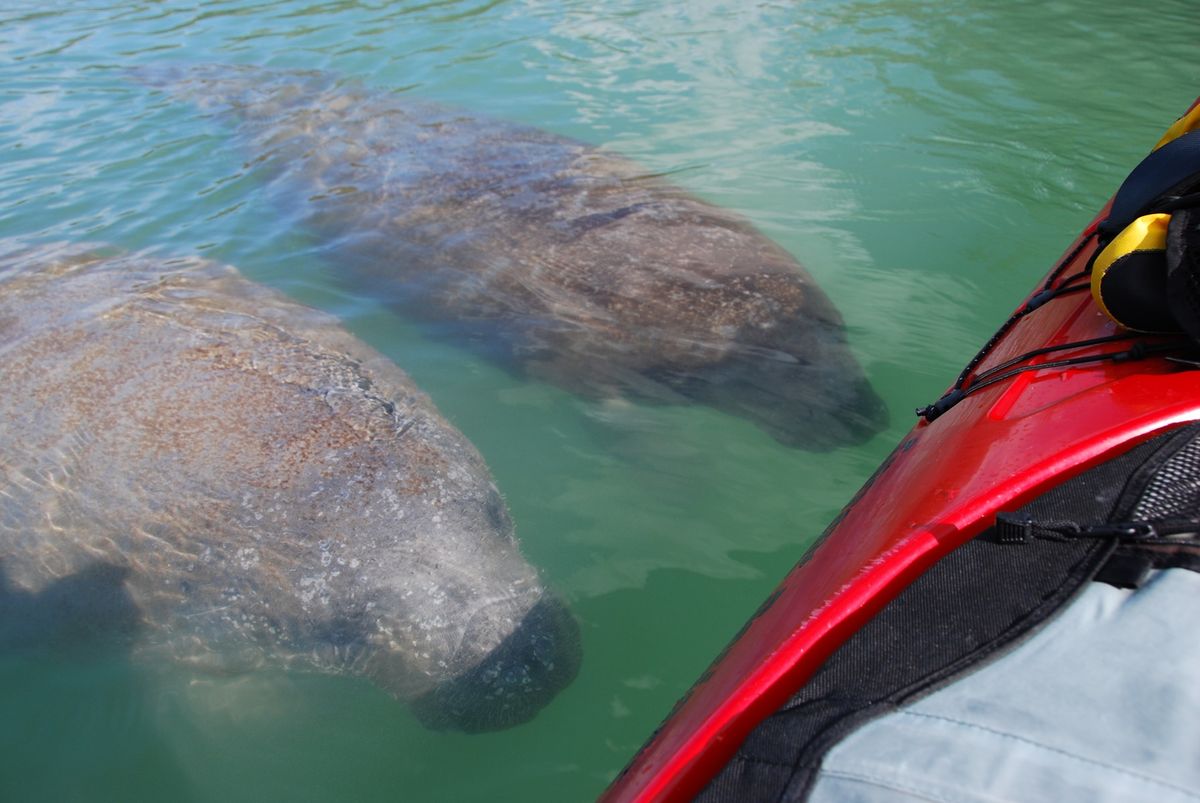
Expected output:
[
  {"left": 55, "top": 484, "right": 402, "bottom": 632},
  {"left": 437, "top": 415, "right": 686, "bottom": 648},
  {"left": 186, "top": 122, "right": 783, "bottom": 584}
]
[{"left": 1100, "top": 131, "right": 1200, "bottom": 239}]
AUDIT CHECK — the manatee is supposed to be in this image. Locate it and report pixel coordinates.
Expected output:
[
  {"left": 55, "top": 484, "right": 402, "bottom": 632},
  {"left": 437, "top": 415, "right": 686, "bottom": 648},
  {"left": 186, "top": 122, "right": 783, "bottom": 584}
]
[
  {"left": 136, "top": 64, "right": 888, "bottom": 450},
  {"left": 0, "top": 241, "right": 579, "bottom": 732}
]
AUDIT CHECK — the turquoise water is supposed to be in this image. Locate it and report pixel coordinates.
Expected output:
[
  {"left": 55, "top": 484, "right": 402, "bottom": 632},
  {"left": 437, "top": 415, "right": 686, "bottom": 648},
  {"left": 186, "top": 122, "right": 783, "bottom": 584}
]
[{"left": 1, "top": 2, "right": 1197, "bottom": 800}]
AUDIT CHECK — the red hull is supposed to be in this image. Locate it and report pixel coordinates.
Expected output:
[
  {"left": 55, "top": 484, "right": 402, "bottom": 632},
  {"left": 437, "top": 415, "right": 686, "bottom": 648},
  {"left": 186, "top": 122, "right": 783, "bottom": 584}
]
[{"left": 602, "top": 103, "right": 1200, "bottom": 802}]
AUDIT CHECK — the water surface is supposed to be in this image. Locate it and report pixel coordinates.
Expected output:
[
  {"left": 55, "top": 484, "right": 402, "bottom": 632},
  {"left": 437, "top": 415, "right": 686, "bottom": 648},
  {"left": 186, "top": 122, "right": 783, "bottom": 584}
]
[{"left": 1, "top": 2, "right": 1197, "bottom": 800}]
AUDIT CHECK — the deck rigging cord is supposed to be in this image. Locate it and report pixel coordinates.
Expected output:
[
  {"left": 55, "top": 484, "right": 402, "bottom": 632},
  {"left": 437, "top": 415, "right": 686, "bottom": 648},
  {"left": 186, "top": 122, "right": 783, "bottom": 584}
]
[
  {"left": 915, "top": 228, "right": 1193, "bottom": 422},
  {"left": 917, "top": 126, "right": 1200, "bottom": 423}
]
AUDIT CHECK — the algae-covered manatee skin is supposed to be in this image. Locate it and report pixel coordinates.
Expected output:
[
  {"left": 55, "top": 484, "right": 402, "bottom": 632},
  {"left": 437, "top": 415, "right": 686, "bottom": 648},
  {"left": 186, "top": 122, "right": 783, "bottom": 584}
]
[
  {"left": 0, "top": 241, "right": 579, "bottom": 731},
  {"left": 138, "top": 64, "right": 888, "bottom": 449}
]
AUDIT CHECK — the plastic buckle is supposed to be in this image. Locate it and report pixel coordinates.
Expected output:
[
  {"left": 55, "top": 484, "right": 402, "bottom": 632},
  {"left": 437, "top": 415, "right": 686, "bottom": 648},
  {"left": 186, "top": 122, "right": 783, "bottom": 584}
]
[{"left": 994, "top": 513, "right": 1034, "bottom": 544}]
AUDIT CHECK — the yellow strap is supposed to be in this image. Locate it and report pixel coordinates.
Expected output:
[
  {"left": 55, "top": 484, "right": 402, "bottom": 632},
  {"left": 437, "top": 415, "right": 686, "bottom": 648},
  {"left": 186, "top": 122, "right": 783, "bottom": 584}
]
[
  {"left": 1154, "top": 104, "right": 1200, "bottom": 151},
  {"left": 1091, "top": 212, "right": 1171, "bottom": 325}
]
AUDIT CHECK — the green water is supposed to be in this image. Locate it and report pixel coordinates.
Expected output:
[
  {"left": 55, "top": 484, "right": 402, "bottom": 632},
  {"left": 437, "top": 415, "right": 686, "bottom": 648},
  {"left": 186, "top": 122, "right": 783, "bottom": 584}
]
[{"left": 0, "top": 2, "right": 1196, "bottom": 800}]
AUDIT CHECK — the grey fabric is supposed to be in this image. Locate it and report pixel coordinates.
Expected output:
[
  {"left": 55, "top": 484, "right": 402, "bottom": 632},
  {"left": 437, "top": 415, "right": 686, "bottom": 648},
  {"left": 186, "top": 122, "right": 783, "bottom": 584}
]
[{"left": 808, "top": 569, "right": 1200, "bottom": 803}]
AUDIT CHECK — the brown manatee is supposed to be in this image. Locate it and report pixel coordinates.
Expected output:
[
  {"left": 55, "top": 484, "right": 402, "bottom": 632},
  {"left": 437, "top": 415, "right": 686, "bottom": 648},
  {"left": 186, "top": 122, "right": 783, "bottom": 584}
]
[
  {"left": 0, "top": 241, "right": 579, "bottom": 732},
  {"left": 136, "top": 65, "right": 888, "bottom": 450}
]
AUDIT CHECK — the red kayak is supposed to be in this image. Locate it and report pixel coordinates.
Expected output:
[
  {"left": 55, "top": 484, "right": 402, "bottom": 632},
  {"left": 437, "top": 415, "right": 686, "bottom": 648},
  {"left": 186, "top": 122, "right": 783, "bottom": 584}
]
[{"left": 602, "top": 99, "right": 1200, "bottom": 802}]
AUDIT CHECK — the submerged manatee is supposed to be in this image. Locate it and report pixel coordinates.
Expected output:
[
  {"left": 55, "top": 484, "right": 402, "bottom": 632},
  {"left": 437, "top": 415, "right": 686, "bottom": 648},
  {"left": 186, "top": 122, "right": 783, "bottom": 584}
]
[
  {"left": 138, "top": 65, "right": 888, "bottom": 449},
  {"left": 0, "top": 242, "right": 579, "bottom": 731}
]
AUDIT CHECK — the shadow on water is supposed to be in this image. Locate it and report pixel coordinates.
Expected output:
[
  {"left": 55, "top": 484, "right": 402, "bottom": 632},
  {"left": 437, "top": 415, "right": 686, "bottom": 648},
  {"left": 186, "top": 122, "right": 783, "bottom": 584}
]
[{"left": 0, "top": 560, "right": 198, "bottom": 802}]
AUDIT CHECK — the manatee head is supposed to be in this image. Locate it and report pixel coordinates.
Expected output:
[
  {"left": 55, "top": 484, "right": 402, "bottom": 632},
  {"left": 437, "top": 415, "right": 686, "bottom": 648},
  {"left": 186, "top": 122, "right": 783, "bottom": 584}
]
[
  {"left": 556, "top": 202, "right": 891, "bottom": 450},
  {"left": 338, "top": 478, "right": 581, "bottom": 733},
  {"left": 664, "top": 266, "right": 891, "bottom": 451},
  {"left": 682, "top": 325, "right": 890, "bottom": 450},
  {"left": 408, "top": 593, "right": 581, "bottom": 732},
  {"left": 270, "top": 392, "right": 581, "bottom": 733}
]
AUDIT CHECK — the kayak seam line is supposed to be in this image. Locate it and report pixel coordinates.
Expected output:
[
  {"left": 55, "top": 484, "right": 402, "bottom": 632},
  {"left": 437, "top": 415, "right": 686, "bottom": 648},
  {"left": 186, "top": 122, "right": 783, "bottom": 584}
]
[
  {"left": 812, "top": 767, "right": 978, "bottom": 803},
  {"left": 897, "top": 710, "right": 1200, "bottom": 799}
]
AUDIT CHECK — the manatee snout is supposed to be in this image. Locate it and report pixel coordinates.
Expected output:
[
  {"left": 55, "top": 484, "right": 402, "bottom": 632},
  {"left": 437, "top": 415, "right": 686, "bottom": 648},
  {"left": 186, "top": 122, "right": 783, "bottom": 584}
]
[
  {"left": 681, "top": 331, "right": 889, "bottom": 450},
  {"left": 410, "top": 594, "right": 581, "bottom": 732},
  {"left": 752, "top": 373, "right": 890, "bottom": 451}
]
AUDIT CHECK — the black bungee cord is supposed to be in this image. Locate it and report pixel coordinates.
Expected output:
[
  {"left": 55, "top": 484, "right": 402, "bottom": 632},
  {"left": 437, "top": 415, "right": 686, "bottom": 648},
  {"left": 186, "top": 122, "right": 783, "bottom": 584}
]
[{"left": 915, "top": 227, "right": 1193, "bottom": 422}]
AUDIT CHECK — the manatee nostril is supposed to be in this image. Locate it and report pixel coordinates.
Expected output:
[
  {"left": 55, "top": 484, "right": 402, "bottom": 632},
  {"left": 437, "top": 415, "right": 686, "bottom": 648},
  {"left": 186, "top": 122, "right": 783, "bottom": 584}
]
[{"left": 410, "top": 593, "right": 581, "bottom": 732}]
